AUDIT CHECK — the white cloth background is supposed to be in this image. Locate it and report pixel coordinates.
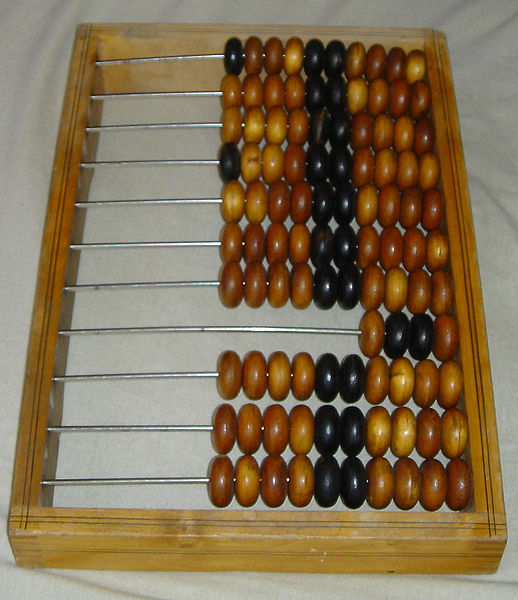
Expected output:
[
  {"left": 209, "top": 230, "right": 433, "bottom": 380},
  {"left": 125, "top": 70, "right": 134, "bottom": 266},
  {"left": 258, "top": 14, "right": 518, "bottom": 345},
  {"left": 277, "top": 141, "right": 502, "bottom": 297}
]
[{"left": 1, "top": 1, "right": 517, "bottom": 598}]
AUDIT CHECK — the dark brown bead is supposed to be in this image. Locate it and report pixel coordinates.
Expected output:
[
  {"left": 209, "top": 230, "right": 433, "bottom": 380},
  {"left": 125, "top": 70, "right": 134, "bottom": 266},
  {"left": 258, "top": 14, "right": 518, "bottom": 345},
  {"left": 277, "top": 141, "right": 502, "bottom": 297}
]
[
  {"left": 262, "top": 143, "right": 285, "bottom": 184},
  {"left": 384, "top": 266, "right": 408, "bottom": 312},
  {"left": 217, "top": 350, "right": 242, "bottom": 399},
  {"left": 220, "top": 222, "right": 243, "bottom": 263},
  {"left": 426, "top": 229, "right": 449, "bottom": 272},
  {"left": 357, "top": 225, "right": 380, "bottom": 269},
  {"left": 288, "top": 106, "right": 309, "bottom": 143},
  {"left": 284, "top": 37, "right": 304, "bottom": 75},
  {"left": 263, "top": 404, "right": 289, "bottom": 454},
  {"left": 365, "top": 44, "right": 387, "bottom": 81},
  {"left": 242, "top": 74, "right": 264, "bottom": 109},
  {"left": 393, "top": 457, "right": 420, "bottom": 510},
  {"left": 289, "top": 223, "right": 311, "bottom": 265},
  {"left": 359, "top": 309, "right": 384, "bottom": 358},
  {"left": 396, "top": 149, "right": 418, "bottom": 190},
  {"left": 361, "top": 264, "right": 385, "bottom": 311},
  {"left": 265, "top": 222, "right": 288, "bottom": 264},
  {"left": 422, "top": 188, "right": 444, "bottom": 231},
  {"left": 410, "top": 80, "right": 431, "bottom": 120},
  {"left": 391, "top": 406, "right": 417, "bottom": 457},
  {"left": 407, "top": 268, "right": 431, "bottom": 314},
  {"left": 438, "top": 360, "right": 463, "bottom": 409},
  {"left": 430, "top": 270, "right": 454, "bottom": 315},
  {"left": 414, "top": 115, "right": 435, "bottom": 155},
  {"left": 289, "top": 405, "right": 314, "bottom": 454},
  {"left": 264, "top": 36, "right": 283, "bottom": 74},
  {"left": 235, "top": 455, "right": 260, "bottom": 507},
  {"left": 243, "top": 223, "right": 265, "bottom": 263},
  {"left": 244, "top": 36, "right": 263, "bottom": 75},
  {"left": 267, "top": 261, "right": 290, "bottom": 308},
  {"left": 372, "top": 114, "right": 394, "bottom": 151},
  {"left": 366, "top": 456, "right": 393, "bottom": 509},
  {"left": 261, "top": 455, "right": 288, "bottom": 508},
  {"left": 385, "top": 47, "right": 407, "bottom": 83},
  {"left": 219, "top": 260, "right": 243, "bottom": 308},
  {"left": 402, "top": 227, "right": 426, "bottom": 271},
  {"left": 441, "top": 408, "right": 468, "bottom": 459},
  {"left": 399, "top": 187, "right": 422, "bottom": 229},
  {"left": 406, "top": 49, "right": 427, "bottom": 84},
  {"left": 413, "top": 359, "right": 439, "bottom": 408},
  {"left": 379, "top": 226, "right": 403, "bottom": 270},
  {"left": 416, "top": 408, "right": 441, "bottom": 458},
  {"left": 221, "top": 106, "right": 242, "bottom": 143},
  {"left": 284, "top": 143, "right": 306, "bottom": 185},
  {"left": 346, "top": 41, "right": 367, "bottom": 77},
  {"left": 221, "top": 73, "right": 241, "bottom": 108},
  {"left": 237, "top": 403, "right": 263, "bottom": 454},
  {"left": 211, "top": 403, "right": 237, "bottom": 454},
  {"left": 347, "top": 76, "right": 368, "bottom": 115},
  {"left": 389, "top": 79, "right": 410, "bottom": 118},
  {"left": 290, "top": 262, "right": 313, "bottom": 309},
  {"left": 367, "top": 77, "right": 389, "bottom": 117},
  {"left": 242, "top": 351, "right": 268, "bottom": 400},
  {"left": 393, "top": 115, "right": 415, "bottom": 153},
  {"left": 267, "top": 351, "right": 291, "bottom": 401},
  {"left": 290, "top": 181, "right": 312, "bottom": 223},
  {"left": 288, "top": 455, "right": 314, "bottom": 507},
  {"left": 291, "top": 352, "right": 315, "bottom": 400},
  {"left": 263, "top": 74, "right": 285, "bottom": 109},
  {"left": 374, "top": 148, "right": 397, "bottom": 189},
  {"left": 356, "top": 183, "right": 378, "bottom": 226},
  {"left": 365, "top": 406, "right": 391, "bottom": 456},
  {"left": 244, "top": 261, "right": 267, "bottom": 308},
  {"left": 221, "top": 180, "right": 245, "bottom": 223},
  {"left": 446, "top": 458, "right": 472, "bottom": 510},
  {"left": 365, "top": 355, "right": 389, "bottom": 405},
  {"left": 418, "top": 151, "right": 440, "bottom": 191},
  {"left": 352, "top": 146, "right": 375, "bottom": 188},
  {"left": 389, "top": 357, "right": 415, "bottom": 407},
  {"left": 208, "top": 455, "right": 234, "bottom": 507},
  {"left": 351, "top": 111, "right": 373, "bottom": 150},
  {"left": 378, "top": 184, "right": 400, "bottom": 227},
  {"left": 420, "top": 458, "right": 447, "bottom": 511},
  {"left": 433, "top": 314, "right": 459, "bottom": 362}
]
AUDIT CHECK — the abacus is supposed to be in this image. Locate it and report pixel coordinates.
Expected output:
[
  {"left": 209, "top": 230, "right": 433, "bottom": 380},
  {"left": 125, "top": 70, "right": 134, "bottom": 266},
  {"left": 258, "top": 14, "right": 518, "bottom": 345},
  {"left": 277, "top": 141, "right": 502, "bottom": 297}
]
[{"left": 8, "top": 24, "right": 506, "bottom": 573}]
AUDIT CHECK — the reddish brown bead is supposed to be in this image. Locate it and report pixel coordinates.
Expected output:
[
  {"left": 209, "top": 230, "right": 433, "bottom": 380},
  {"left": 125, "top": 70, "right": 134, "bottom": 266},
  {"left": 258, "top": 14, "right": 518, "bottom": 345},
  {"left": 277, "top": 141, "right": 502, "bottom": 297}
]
[
  {"left": 261, "top": 454, "right": 288, "bottom": 508},
  {"left": 430, "top": 270, "right": 454, "bottom": 315},
  {"left": 357, "top": 183, "right": 378, "bottom": 226},
  {"left": 208, "top": 455, "right": 234, "bottom": 507},
  {"left": 365, "top": 355, "right": 389, "bottom": 405},
  {"left": 367, "top": 77, "right": 390, "bottom": 117},
  {"left": 393, "top": 457, "right": 420, "bottom": 510},
  {"left": 347, "top": 76, "right": 368, "bottom": 115},
  {"left": 211, "top": 403, "right": 237, "bottom": 454},
  {"left": 391, "top": 406, "right": 417, "bottom": 457},
  {"left": 389, "top": 357, "right": 415, "bottom": 407},
  {"left": 242, "top": 351, "right": 268, "bottom": 400},
  {"left": 399, "top": 187, "right": 422, "bottom": 229},
  {"left": 267, "top": 351, "right": 291, "bottom": 401},
  {"left": 288, "top": 455, "right": 314, "bottom": 507},
  {"left": 220, "top": 222, "right": 243, "bottom": 263},
  {"left": 422, "top": 188, "right": 444, "bottom": 231},
  {"left": 372, "top": 114, "right": 394, "bottom": 151},
  {"left": 219, "top": 261, "right": 243, "bottom": 308},
  {"left": 263, "top": 74, "right": 285, "bottom": 109},
  {"left": 446, "top": 458, "right": 472, "bottom": 510},
  {"left": 235, "top": 455, "right": 260, "bottom": 507},
  {"left": 284, "top": 143, "right": 306, "bottom": 185},
  {"left": 374, "top": 148, "right": 397, "bottom": 189},
  {"left": 244, "top": 261, "right": 267, "bottom": 308},
  {"left": 291, "top": 352, "right": 315, "bottom": 400},
  {"left": 243, "top": 223, "right": 265, "bottom": 263},
  {"left": 407, "top": 268, "right": 431, "bottom": 314},
  {"left": 290, "top": 181, "right": 312, "bottom": 223},
  {"left": 414, "top": 115, "right": 435, "bottom": 155},
  {"left": 264, "top": 37, "right": 283, "bottom": 74},
  {"left": 386, "top": 47, "right": 407, "bottom": 83},
  {"left": 221, "top": 73, "right": 241, "bottom": 108},
  {"left": 268, "top": 179, "right": 290, "bottom": 223},
  {"left": 389, "top": 79, "right": 410, "bottom": 119},
  {"left": 237, "top": 403, "right": 263, "bottom": 454},
  {"left": 221, "top": 106, "right": 242, "bottom": 143},
  {"left": 402, "top": 227, "right": 426, "bottom": 272},
  {"left": 384, "top": 266, "right": 408, "bottom": 313},
  {"left": 288, "top": 106, "right": 309, "bottom": 143},
  {"left": 396, "top": 149, "right": 419, "bottom": 190},
  {"left": 346, "top": 41, "right": 367, "bottom": 77},
  {"left": 263, "top": 404, "right": 289, "bottom": 454},
  {"left": 244, "top": 36, "right": 263, "bottom": 75},
  {"left": 265, "top": 222, "right": 288, "bottom": 264},
  {"left": 413, "top": 359, "right": 439, "bottom": 408},
  {"left": 290, "top": 262, "right": 313, "bottom": 309},
  {"left": 351, "top": 111, "right": 374, "bottom": 150},
  {"left": 365, "top": 406, "right": 391, "bottom": 456},
  {"left": 289, "top": 405, "right": 314, "bottom": 454},
  {"left": 441, "top": 408, "right": 468, "bottom": 459},
  {"left": 410, "top": 80, "right": 431, "bottom": 120},
  {"left": 285, "top": 74, "right": 306, "bottom": 111},
  {"left": 393, "top": 115, "right": 415, "bottom": 154},
  {"left": 378, "top": 184, "right": 400, "bottom": 227},
  {"left": 365, "top": 44, "right": 387, "bottom": 81},
  {"left": 352, "top": 146, "right": 375, "bottom": 188},
  {"left": 416, "top": 408, "right": 441, "bottom": 458},
  {"left": 379, "top": 226, "right": 403, "bottom": 270},
  {"left": 359, "top": 309, "right": 384, "bottom": 358},
  {"left": 361, "top": 264, "right": 385, "bottom": 311},
  {"left": 221, "top": 180, "right": 245, "bottom": 223},
  {"left": 284, "top": 37, "right": 304, "bottom": 75},
  {"left": 433, "top": 313, "right": 459, "bottom": 362},
  {"left": 267, "top": 261, "right": 290, "bottom": 308},
  {"left": 418, "top": 151, "right": 440, "bottom": 191},
  {"left": 289, "top": 223, "right": 311, "bottom": 265},
  {"left": 438, "top": 360, "right": 463, "bottom": 409},
  {"left": 366, "top": 456, "right": 394, "bottom": 509},
  {"left": 242, "top": 75, "right": 264, "bottom": 110},
  {"left": 357, "top": 225, "right": 380, "bottom": 269},
  {"left": 217, "top": 350, "right": 242, "bottom": 399},
  {"left": 420, "top": 458, "right": 447, "bottom": 511}
]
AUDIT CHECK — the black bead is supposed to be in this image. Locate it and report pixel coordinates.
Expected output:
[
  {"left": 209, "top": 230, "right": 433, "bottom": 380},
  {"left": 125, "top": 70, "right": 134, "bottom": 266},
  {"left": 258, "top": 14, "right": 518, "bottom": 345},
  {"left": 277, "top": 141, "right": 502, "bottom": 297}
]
[
  {"left": 314, "top": 455, "right": 341, "bottom": 507},
  {"left": 339, "top": 354, "right": 366, "bottom": 403},
  {"left": 314, "top": 405, "right": 340, "bottom": 455},
  {"left": 308, "top": 108, "right": 331, "bottom": 145},
  {"left": 337, "top": 262, "right": 361, "bottom": 309},
  {"left": 304, "top": 38, "right": 326, "bottom": 76},
  {"left": 315, "top": 353, "right": 340, "bottom": 403},
  {"left": 310, "top": 224, "right": 334, "bottom": 268},
  {"left": 306, "top": 144, "right": 330, "bottom": 185},
  {"left": 340, "top": 406, "right": 365, "bottom": 456},
  {"left": 329, "top": 146, "right": 351, "bottom": 184},
  {"left": 333, "top": 224, "right": 358, "bottom": 268},
  {"left": 305, "top": 75, "right": 327, "bottom": 111},
  {"left": 384, "top": 311, "right": 410, "bottom": 358},
  {"left": 326, "top": 76, "right": 347, "bottom": 112},
  {"left": 334, "top": 182, "right": 356, "bottom": 225},
  {"left": 314, "top": 264, "right": 338, "bottom": 310},
  {"left": 325, "top": 40, "right": 346, "bottom": 77},
  {"left": 224, "top": 37, "right": 243, "bottom": 75},
  {"left": 329, "top": 109, "right": 352, "bottom": 147},
  {"left": 218, "top": 143, "right": 241, "bottom": 182},
  {"left": 409, "top": 313, "right": 434, "bottom": 360},
  {"left": 312, "top": 181, "right": 335, "bottom": 225},
  {"left": 340, "top": 456, "right": 367, "bottom": 509}
]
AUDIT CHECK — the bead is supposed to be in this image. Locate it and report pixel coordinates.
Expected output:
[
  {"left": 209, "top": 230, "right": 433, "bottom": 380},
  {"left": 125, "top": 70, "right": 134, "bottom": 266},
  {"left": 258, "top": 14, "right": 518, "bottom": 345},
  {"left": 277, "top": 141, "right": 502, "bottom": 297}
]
[
  {"left": 389, "top": 79, "right": 410, "bottom": 119},
  {"left": 264, "top": 36, "right": 283, "bottom": 74},
  {"left": 221, "top": 106, "right": 242, "bottom": 143},
  {"left": 243, "top": 223, "right": 265, "bottom": 263},
  {"left": 308, "top": 108, "right": 330, "bottom": 145},
  {"left": 288, "top": 455, "right": 314, "bottom": 508},
  {"left": 334, "top": 182, "right": 356, "bottom": 225},
  {"left": 265, "top": 106, "right": 288, "bottom": 144},
  {"left": 314, "top": 404, "right": 340, "bottom": 455},
  {"left": 291, "top": 352, "right": 315, "bottom": 401},
  {"left": 340, "top": 406, "right": 365, "bottom": 455},
  {"left": 378, "top": 184, "right": 400, "bottom": 227},
  {"left": 385, "top": 47, "right": 407, "bottom": 83},
  {"left": 314, "top": 455, "right": 341, "bottom": 507},
  {"left": 289, "top": 405, "right": 314, "bottom": 454},
  {"left": 260, "top": 455, "right": 288, "bottom": 508},
  {"left": 416, "top": 408, "right": 441, "bottom": 458},
  {"left": 315, "top": 354, "right": 340, "bottom": 403},
  {"left": 351, "top": 111, "right": 373, "bottom": 149},
  {"left": 290, "top": 181, "right": 312, "bottom": 223},
  {"left": 327, "top": 76, "right": 347, "bottom": 112},
  {"left": 219, "top": 260, "right": 243, "bottom": 308},
  {"left": 391, "top": 406, "right": 417, "bottom": 458},
  {"left": 290, "top": 263, "right": 313, "bottom": 309},
  {"left": 406, "top": 49, "right": 426, "bottom": 84},
  {"left": 433, "top": 314, "right": 459, "bottom": 362},
  {"left": 361, "top": 264, "right": 385, "bottom": 310},
  {"left": 211, "top": 403, "right": 237, "bottom": 454},
  {"left": 333, "top": 224, "right": 358, "bottom": 268},
  {"left": 441, "top": 408, "right": 468, "bottom": 459},
  {"left": 338, "top": 354, "right": 365, "bottom": 403},
  {"left": 347, "top": 76, "right": 368, "bottom": 115},
  {"left": 242, "top": 351, "right": 268, "bottom": 400},
  {"left": 284, "top": 144, "right": 306, "bottom": 185},
  {"left": 244, "top": 261, "right": 267, "bottom": 308},
  {"left": 267, "top": 180, "right": 290, "bottom": 223},
  {"left": 356, "top": 183, "right": 378, "bottom": 227},
  {"left": 262, "top": 143, "right": 285, "bottom": 184},
  {"left": 372, "top": 114, "right": 394, "bottom": 151},
  {"left": 267, "top": 261, "right": 290, "bottom": 308},
  {"left": 352, "top": 146, "right": 375, "bottom": 188},
  {"left": 410, "top": 80, "right": 431, "bottom": 120},
  {"left": 384, "top": 266, "right": 408, "bottom": 313},
  {"left": 240, "top": 142, "right": 261, "bottom": 183},
  {"left": 235, "top": 455, "right": 260, "bottom": 507},
  {"left": 422, "top": 188, "right": 444, "bottom": 231},
  {"left": 285, "top": 74, "right": 306, "bottom": 111},
  {"left": 380, "top": 226, "right": 403, "bottom": 270},
  {"left": 267, "top": 351, "right": 291, "bottom": 401},
  {"left": 414, "top": 115, "right": 435, "bottom": 155},
  {"left": 396, "top": 149, "right": 419, "bottom": 190},
  {"left": 413, "top": 359, "right": 439, "bottom": 408},
  {"left": 325, "top": 40, "right": 346, "bottom": 77},
  {"left": 242, "top": 75, "right": 263, "bottom": 109},
  {"left": 289, "top": 223, "right": 311, "bottom": 265},
  {"left": 418, "top": 151, "right": 440, "bottom": 190},
  {"left": 403, "top": 227, "right": 426, "bottom": 272},
  {"left": 430, "top": 270, "right": 454, "bottom": 316},
  {"left": 446, "top": 458, "right": 472, "bottom": 510},
  {"left": 365, "top": 355, "right": 389, "bottom": 405},
  {"left": 357, "top": 225, "right": 380, "bottom": 270},
  {"left": 304, "top": 38, "right": 326, "bottom": 76},
  {"left": 367, "top": 77, "right": 389, "bottom": 117},
  {"left": 224, "top": 37, "right": 244, "bottom": 75},
  {"left": 337, "top": 262, "right": 361, "bottom": 310},
  {"left": 219, "top": 142, "right": 241, "bottom": 182},
  {"left": 313, "top": 264, "right": 338, "bottom": 310},
  {"left": 284, "top": 36, "right": 304, "bottom": 75},
  {"left": 374, "top": 148, "right": 397, "bottom": 189},
  {"left": 365, "top": 44, "right": 387, "bottom": 81},
  {"left": 288, "top": 106, "right": 309, "bottom": 143},
  {"left": 384, "top": 311, "right": 410, "bottom": 359},
  {"left": 208, "top": 455, "right": 234, "bottom": 507},
  {"left": 409, "top": 313, "right": 434, "bottom": 360},
  {"left": 393, "top": 457, "right": 419, "bottom": 510},
  {"left": 407, "top": 268, "right": 431, "bottom": 314},
  {"left": 420, "top": 458, "right": 447, "bottom": 511},
  {"left": 366, "top": 456, "right": 394, "bottom": 509},
  {"left": 365, "top": 406, "right": 391, "bottom": 457},
  {"left": 330, "top": 145, "right": 351, "bottom": 184},
  {"left": 263, "top": 73, "right": 285, "bottom": 108},
  {"left": 399, "top": 187, "right": 422, "bottom": 229},
  {"left": 221, "top": 180, "right": 245, "bottom": 223},
  {"left": 330, "top": 109, "right": 352, "bottom": 147},
  {"left": 346, "top": 41, "right": 366, "bottom": 77},
  {"left": 310, "top": 224, "right": 333, "bottom": 268},
  {"left": 265, "top": 222, "right": 288, "bottom": 264},
  {"left": 389, "top": 356, "right": 414, "bottom": 407},
  {"left": 305, "top": 74, "right": 327, "bottom": 111},
  {"left": 244, "top": 36, "right": 263, "bottom": 74},
  {"left": 359, "top": 309, "right": 384, "bottom": 358},
  {"left": 393, "top": 115, "right": 415, "bottom": 153},
  {"left": 438, "top": 361, "right": 463, "bottom": 409},
  {"left": 263, "top": 404, "right": 289, "bottom": 454},
  {"left": 341, "top": 456, "right": 367, "bottom": 509},
  {"left": 220, "top": 222, "right": 242, "bottom": 263},
  {"left": 237, "top": 403, "right": 263, "bottom": 454},
  {"left": 306, "top": 144, "right": 330, "bottom": 185},
  {"left": 244, "top": 180, "right": 267, "bottom": 223}
]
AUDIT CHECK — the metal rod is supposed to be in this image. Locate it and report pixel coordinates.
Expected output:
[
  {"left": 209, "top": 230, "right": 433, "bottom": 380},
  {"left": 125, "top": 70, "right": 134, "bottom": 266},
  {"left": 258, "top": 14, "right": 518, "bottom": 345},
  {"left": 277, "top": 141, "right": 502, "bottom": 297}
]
[
  {"left": 91, "top": 91, "right": 222, "bottom": 100},
  {"left": 86, "top": 122, "right": 221, "bottom": 132},
  {"left": 53, "top": 371, "right": 218, "bottom": 383},
  {"left": 64, "top": 281, "right": 219, "bottom": 292},
  {"left": 69, "top": 241, "right": 220, "bottom": 250},
  {"left": 48, "top": 424, "right": 212, "bottom": 433},
  {"left": 75, "top": 197, "right": 222, "bottom": 208},
  {"left": 81, "top": 159, "right": 218, "bottom": 168},
  {"left": 96, "top": 53, "right": 224, "bottom": 66},
  {"left": 42, "top": 477, "right": 209, "bottom": 486}
]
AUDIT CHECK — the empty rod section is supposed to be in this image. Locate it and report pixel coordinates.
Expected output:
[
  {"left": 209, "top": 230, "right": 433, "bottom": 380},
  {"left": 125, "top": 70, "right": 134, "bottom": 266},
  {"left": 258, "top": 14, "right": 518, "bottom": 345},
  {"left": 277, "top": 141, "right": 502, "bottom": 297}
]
[
  {"left": 69, "top": 241, "right": 220, "bottom": 250},
  {"left": 64, "top": 281, "right": 219, "bottom": 291},
  {"left": 97, "top": 53, "right": 223, "bottom": 66},
  {"left": 48, "top": 425, "right": 212, "bottom": 433},
  {"left": 42, "top": 477, "right": 209, "bottom": 486},
  {"left": 86, "top": 122, "right": 221, "bottom": 132},
  {"left": 91, "top": 91, "right": 222, "bottom": 100},
  {"left": 81, "top": 159, "right": 219, "bottom": 168},
  {"left": 53, "top": 371, "right": 218, "bottom": 383},
  {"left": 74, "top": 198, "right": 222, "bottom": 207}
]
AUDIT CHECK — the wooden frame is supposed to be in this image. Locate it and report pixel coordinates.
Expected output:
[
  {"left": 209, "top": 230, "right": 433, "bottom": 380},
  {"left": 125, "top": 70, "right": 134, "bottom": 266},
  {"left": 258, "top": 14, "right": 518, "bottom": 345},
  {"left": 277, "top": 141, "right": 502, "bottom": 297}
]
[{"left": 8, "top": 24, "right": 506, "bottom": 573}]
